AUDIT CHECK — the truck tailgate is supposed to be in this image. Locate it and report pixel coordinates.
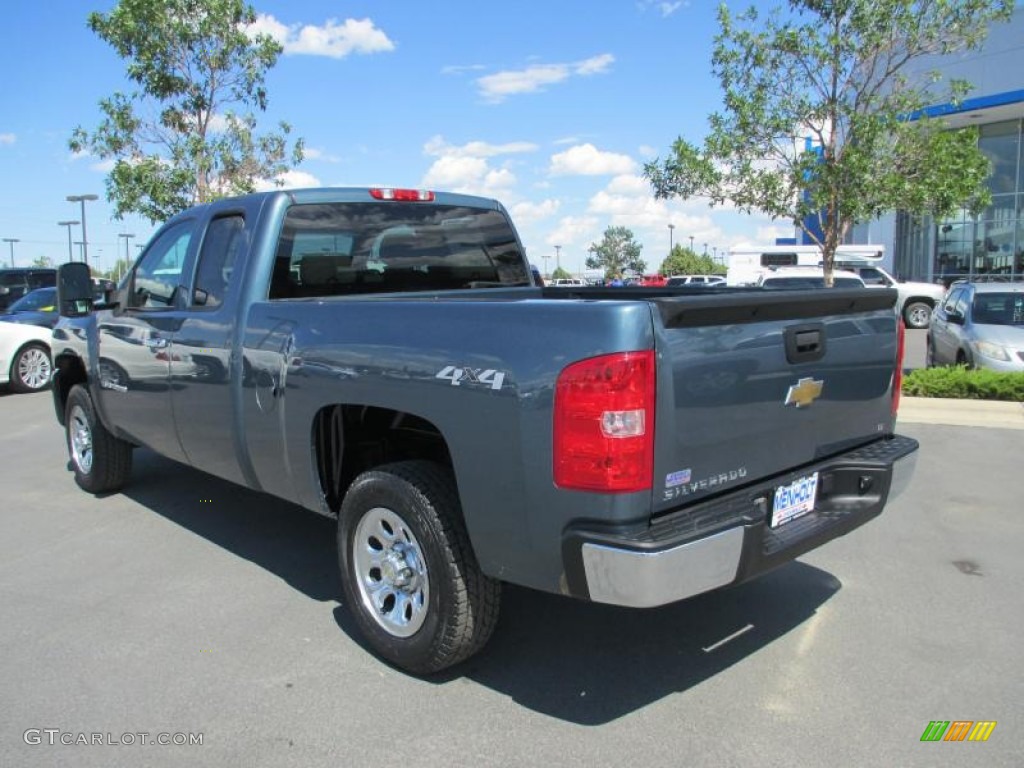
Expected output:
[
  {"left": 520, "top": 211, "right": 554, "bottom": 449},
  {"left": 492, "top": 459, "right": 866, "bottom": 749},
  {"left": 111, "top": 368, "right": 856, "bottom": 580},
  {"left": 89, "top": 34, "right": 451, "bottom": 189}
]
[{"left": 650, "top": 288, "right": 900, "bottom": 514}]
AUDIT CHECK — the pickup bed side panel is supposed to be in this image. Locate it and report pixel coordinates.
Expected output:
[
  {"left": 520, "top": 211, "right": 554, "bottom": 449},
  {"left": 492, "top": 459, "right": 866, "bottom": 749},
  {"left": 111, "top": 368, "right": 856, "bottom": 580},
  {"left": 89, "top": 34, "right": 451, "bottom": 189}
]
[{"left": 239, "top": 296, "right": 657, "bottom": 593}]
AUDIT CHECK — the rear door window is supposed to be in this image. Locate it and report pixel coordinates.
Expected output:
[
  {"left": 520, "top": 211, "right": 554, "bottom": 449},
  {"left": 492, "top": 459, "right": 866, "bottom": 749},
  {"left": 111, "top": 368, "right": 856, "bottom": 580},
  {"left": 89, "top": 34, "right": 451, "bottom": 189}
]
[{"left": 193, "top": 215, "right": 246, "bottom": 309}]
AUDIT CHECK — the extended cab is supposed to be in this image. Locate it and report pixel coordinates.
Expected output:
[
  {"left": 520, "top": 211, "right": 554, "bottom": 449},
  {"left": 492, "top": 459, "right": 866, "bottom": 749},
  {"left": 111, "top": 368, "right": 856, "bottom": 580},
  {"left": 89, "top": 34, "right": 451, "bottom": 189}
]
[{"left": 51, "top": 187, "right": 918, "bottom": 673}]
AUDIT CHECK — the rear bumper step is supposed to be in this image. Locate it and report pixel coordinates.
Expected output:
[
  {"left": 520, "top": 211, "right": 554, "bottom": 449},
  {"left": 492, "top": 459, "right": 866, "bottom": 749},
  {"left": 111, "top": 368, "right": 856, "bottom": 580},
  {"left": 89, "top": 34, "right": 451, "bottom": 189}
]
[{"left": 562, "top": 434, "right": 918, "bottom": 607}]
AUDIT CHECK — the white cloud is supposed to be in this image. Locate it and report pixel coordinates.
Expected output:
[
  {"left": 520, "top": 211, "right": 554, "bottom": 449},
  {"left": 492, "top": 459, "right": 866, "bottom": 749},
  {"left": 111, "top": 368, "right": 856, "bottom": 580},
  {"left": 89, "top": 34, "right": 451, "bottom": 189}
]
[
  {"left": 637, "top": 1, "right": 688, "bottom": 17},
  {"left": 90, "top": 159, "right": 116, "bottom": 173},
  {"left": 549, "top": 143, "right": 636, "bottom": 176},
  {"left": 421, "top": 155, "right": 516, "bottom": 197},
  {"left": 546, "top": 215, "right": 601, "bottom": 249},
  {"left": 511, "top": 199, "right": 561, "bottom": 224},
  {"left": 574, "top": 53, "right": 615, "bottom": 76},
  {"left": 254, "top": 169, "right": 322, "bottom": 191},
  {"left": 476, "top": 54, "right": 614, "bottom": 103},
  {"left": 441, "top": 64, "right": 486, "bottom": 75},
  {"left": 249, "top": 14, "right": 394, "bottom": 58},
  {"left": 0, "top": 133, "right": 15, "bottom": 145},
  {"left": 420, "top": 135, "right": 534, "bottom": 197},
  {"left": 303, "top": 147, "right": 342, "bottom": 163},
  {"left": 424, "top": 135, "right": 537, "bottom": 159},
  {"left": 206, "top": 114, "right": 230, "bottom": 134}
]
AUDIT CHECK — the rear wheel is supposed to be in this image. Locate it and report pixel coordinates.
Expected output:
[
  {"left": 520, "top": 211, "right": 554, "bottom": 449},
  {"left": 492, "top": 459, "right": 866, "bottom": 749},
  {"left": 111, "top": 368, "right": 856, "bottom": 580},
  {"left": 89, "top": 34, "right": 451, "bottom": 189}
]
[
  {"left": 338, "top": 461, "right": 501, "bottom": 674},
  {"left": 903, "top": 301, "right": 932, "bottom": 330},
  {"left": 10, "top": 343, "right": 51, "bottom": 393},
  {"left": 65, "top": 384, "right": 133, "bottom": 493}
]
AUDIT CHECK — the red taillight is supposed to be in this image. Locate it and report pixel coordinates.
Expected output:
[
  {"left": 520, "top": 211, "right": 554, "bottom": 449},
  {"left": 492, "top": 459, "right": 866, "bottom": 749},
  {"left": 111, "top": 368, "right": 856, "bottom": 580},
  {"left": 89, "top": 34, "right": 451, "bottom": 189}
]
[
  {"left": 554, "top": 351, "right": 656, "bottom": 493},
  {"left": 369, "top": 188, "right": 435, "bottom": 202},
  {"left": 893, "top": 319, "right": 905, "bottom": 415}
]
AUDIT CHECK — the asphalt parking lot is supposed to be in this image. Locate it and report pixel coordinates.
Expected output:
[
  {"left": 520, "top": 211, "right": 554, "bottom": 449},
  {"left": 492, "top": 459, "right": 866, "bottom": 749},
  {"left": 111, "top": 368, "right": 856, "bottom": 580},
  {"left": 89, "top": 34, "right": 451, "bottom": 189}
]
[{"left": 1, "top": 386, "right": 1020, "bottom": 767}]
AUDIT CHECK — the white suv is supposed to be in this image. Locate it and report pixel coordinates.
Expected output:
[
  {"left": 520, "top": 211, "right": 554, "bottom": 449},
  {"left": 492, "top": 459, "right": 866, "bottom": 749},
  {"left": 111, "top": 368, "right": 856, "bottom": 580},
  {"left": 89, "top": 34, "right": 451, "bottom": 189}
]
[{"left": 835, "top": 263, "right": 945, "bottom": 329}]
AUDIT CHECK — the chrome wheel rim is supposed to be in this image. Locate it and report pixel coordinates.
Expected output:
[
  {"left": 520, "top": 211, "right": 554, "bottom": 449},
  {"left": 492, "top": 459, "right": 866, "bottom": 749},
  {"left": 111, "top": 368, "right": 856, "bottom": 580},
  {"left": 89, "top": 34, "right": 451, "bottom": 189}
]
[
  {"left": 352, "top": 506, "right": 429, "bottom": 637},
  {"left": 69, "top": 404, "right": 93, "bottom": 475},
  {"left": 908, "top": 305, "right": 930, "bottom": 328},
  {"left": 18, "top": 347, "right": 51, "bottom": 390}
]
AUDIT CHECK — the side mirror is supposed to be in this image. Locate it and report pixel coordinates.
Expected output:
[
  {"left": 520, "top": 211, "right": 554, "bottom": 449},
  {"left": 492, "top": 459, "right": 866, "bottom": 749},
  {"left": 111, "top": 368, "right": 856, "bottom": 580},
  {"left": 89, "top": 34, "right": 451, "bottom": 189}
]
[
  {"left": 946, "top": 311, "right": 965, "bottom": 326},
  {"left": 57, "top": 262, "right": 94, "bottom": 317}
]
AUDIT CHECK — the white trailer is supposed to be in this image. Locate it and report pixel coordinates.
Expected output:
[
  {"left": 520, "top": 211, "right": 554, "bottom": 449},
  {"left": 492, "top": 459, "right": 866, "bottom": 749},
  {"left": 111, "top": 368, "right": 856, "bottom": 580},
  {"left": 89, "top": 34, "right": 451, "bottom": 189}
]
[{"left": 726, "top": 244, "right": 885, "bottom": 286}]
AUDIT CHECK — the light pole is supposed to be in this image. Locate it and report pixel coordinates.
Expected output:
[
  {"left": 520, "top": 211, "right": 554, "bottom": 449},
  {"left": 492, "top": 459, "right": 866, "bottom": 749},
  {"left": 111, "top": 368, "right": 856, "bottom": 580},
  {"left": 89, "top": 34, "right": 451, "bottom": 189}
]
[
  {"left": 667, "top": 223, "right": 675, "bottom": 254},
  {"left": 58, "top": 220, "right": 80, "bottom": 263},
  {"left": 66, "top": 194, "right": 98, "bottom": 267},
  {"left": 689, "top": 235, "right": 694, "bottom": 253},
  {"left": 2, "top": 238, "right": 18, "bottom": 267},
  {"left": 554, "top": 244, "right": 561, "bottom": 272},
  {"left": 118, "top": 233, "right": 135, "bottom": 275}
]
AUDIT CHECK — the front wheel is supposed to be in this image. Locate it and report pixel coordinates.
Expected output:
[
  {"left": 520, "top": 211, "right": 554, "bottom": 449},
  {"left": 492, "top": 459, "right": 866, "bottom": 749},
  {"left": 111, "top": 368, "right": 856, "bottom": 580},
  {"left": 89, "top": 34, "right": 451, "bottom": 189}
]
[
  {"left": 10, "top": 343, "right": 52, "bottom": 393},
  {"left": 338, "top": 461, "right": 501, "bottom": 674},
  {"left": 903, "top": 301, "right": 932, "bottom": 330},
  {"left": 65, "top": 384, "right": 133, "bottom": 493}
]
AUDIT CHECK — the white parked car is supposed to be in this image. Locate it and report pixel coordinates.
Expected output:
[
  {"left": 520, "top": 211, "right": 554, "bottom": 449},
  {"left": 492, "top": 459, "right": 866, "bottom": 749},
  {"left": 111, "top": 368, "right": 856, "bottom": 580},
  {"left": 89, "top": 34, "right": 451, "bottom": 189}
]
[
  {"left": 928, "top": 281, "right": 1024, "bottom": 372},
  {"left": 757, "top": 267, "right": 866, "bottom": 289},
  {"left": 666, "top": 274, "right": 726, "bottom": 286},
  {"left": 0, "top": 320, "right": 52, "bottom": 393}
]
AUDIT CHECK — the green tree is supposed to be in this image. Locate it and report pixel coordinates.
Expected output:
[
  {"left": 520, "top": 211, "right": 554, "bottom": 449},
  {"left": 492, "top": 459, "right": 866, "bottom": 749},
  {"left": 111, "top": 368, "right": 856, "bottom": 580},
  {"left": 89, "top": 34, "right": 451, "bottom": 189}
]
[
  {"left": 660, "top": 245, "right": 723, "bottom": 276},
  {"left": 32, "top": 255, "right": 54, "bottom": 268},
  {"left": 645, "top": 0, "right": 1013, "bottom": 285},
  {"left": 96, "top": 258, "right": 134, "bottom": 282},
  {"left": 70, "top": 0, "right": 304, "bottom": 223},
  {"left": 586, "top": 226, "right": 646, "bottom": 280}
]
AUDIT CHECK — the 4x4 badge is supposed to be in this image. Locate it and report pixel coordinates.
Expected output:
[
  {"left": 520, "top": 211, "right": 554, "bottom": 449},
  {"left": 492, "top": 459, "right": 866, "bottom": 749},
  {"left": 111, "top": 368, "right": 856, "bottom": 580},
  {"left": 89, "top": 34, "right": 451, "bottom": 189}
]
[{"left": 785, "top": 377, "right": 824, "bottom": 408}]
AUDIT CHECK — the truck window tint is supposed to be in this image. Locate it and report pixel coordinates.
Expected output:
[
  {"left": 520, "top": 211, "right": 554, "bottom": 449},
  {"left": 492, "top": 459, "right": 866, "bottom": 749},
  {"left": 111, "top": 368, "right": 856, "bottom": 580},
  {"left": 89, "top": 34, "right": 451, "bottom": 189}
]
[
  {"left": 269, "top": 202, "right": 529, "bottom": 299},
  {"left": 129, "top": 221, "right": 193, "bottom": 309},
  {"left": 194, "top": 215, "right": 245, "bottom": 309}
]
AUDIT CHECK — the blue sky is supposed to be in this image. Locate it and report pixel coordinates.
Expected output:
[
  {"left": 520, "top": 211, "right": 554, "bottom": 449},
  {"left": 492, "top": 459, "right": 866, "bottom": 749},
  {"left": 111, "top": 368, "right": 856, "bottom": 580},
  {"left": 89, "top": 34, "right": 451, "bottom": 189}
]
[{"left": 0, "top": 1, "right": 799, "bottom": 276}]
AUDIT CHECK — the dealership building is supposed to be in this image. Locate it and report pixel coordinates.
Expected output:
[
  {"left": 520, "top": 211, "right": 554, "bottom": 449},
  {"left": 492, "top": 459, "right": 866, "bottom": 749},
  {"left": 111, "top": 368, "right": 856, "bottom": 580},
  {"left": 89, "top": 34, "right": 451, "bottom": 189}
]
[{"left": 844, "top": 6, "right": 1024, "bottom": 285}]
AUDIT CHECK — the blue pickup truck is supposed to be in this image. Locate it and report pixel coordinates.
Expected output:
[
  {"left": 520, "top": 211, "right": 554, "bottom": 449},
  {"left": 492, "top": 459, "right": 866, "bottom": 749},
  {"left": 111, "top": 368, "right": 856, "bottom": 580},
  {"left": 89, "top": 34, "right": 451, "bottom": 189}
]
[{"left": 51, "top": 187, "right": 918, "bottom": 673}]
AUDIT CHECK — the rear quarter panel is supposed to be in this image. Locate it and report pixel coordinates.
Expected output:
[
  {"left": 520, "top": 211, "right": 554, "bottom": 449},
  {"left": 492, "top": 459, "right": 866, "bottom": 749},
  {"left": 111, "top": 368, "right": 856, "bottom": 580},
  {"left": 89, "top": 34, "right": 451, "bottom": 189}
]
[{"left": 241, "top": 294, "right": 657, "bottom": 592}]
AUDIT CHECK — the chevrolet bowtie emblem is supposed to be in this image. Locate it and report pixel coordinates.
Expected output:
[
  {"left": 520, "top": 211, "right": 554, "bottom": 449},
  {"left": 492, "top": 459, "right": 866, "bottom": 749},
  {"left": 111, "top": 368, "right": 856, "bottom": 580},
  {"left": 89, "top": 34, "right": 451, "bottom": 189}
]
[{"left": 785, "top": 377, "right": 824, "bottom": 408}]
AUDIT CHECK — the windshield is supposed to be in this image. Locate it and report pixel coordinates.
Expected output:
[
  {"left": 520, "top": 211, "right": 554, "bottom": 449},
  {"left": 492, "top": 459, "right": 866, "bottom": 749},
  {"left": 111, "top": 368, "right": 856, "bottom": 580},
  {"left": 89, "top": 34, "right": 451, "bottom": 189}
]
[
  {"left": 8, "top": 287, "right": 57, "bottom": 312},
  {"left": 971, "top": 292, "right": 1024, "bottom": 326},
  {"left": 269, "top": 202, "right": 529, "bottom": 299}
]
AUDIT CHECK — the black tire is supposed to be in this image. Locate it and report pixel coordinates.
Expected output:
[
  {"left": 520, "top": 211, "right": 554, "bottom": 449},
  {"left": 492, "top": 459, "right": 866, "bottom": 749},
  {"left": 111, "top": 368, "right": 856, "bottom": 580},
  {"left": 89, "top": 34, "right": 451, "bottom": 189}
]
[
  {"left": 338, "top": 460, "right": 501, "bottom": 674},
  {"left": 65, "top": 384, "right": 133, "bottom": 493},
  {"left": 9, "top": 342, "right": 52, "bottom": 393},
  {"left": 903, "top": 301, "right": 932, "bottom": 330}
]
